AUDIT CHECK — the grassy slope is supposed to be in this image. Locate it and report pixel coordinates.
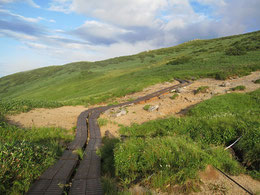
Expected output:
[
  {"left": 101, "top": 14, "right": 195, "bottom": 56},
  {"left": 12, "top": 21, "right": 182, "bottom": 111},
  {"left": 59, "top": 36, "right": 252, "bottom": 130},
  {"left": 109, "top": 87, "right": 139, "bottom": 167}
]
[{"left": 0, "top": 31, "right": 259, "bottom": 106}]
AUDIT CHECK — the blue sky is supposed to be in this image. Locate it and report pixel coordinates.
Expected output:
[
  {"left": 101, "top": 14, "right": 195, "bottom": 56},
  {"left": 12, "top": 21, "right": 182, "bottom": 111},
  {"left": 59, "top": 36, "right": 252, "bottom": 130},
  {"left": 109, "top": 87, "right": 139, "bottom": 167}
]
[{"left": 0, "top": 0, "right": 259, "bottom": 77}]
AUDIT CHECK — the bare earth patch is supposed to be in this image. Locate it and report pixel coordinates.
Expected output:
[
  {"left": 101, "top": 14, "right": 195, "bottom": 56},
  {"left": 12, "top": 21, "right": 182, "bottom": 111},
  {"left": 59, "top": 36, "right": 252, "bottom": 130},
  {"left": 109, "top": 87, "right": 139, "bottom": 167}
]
[
  {"left": 193, "top": 165, "right": 260, "bottom": 195},
  {"left": 7, "top": 106, "right": 87, "bottom": 130}
]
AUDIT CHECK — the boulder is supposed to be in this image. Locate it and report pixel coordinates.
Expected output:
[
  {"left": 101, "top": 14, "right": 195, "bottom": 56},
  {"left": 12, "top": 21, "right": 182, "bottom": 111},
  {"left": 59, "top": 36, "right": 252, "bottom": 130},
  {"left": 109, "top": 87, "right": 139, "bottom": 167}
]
[
  {"left": 148, "top": 105, "right": 159, "bottom": 112},
  {"left": 113, "top": 108, "right": 127, "bottom": 117},
  {"left": 220, "top": 82, "right": 230, "bottom": 87},
  {"left": 175, "top": 88, "right": 185, "bottom": 93}
]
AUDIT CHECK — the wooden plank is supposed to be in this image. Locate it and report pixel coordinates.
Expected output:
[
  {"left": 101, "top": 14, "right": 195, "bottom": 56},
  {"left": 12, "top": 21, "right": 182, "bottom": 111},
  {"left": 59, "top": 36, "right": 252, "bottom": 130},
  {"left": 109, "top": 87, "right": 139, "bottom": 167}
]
[
  {"left": 85, "top": 178, "right": 103, "bottom": 195},
  {"left": 53, "top": 159, "right": 77, "bottom": 180},
  {"left": 73, "top": 150, "right": 92, "bottom": 180},
  {"left": 69, "top": 179, "right": 87, "bottom": 195},
  {"left": 86, "top": 151, "right": 101, "bottom": 179},
  {"left": 26, "top": 179, "right": 51, "bottom": 195},
  {"left": 60, "top": 150, "right": 78, "bottom": 160},
  {"left": 45, "top": 179, "right": 66, "bottom": 195},
  {"left": 40, "top": 159, "right": 65, "bottom": 180}
]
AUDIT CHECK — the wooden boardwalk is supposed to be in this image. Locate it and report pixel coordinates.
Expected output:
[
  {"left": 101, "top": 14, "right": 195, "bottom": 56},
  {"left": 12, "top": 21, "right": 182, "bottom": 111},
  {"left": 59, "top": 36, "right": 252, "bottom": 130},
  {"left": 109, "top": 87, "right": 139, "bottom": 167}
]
[{"left": 27, "top": 79, "right": 190, "bottom": 195}]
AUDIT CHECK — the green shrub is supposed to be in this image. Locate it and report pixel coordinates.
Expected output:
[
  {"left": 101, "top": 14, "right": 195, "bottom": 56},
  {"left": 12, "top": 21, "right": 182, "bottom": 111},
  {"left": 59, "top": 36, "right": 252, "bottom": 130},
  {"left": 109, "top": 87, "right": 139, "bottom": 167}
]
[
  {"left": 114, "top": 136, "right": 241, "bottom": 188},
  {"left": 98, "top": 137, "right": 120, "bottom": 177},
  {"left": 170, "top": 94, "right": 179, "bottom": 100},
  {"left": 215, "top": 72, "right": 229, "bottom": 80},
  {"left": 0, "top": 141, "right": 58, "bottom": 194},
  {"left": 254, "top": 79, "right": 260, "bottom": 84},
  {"left": 98, "top": 118, "right": 109, "bottom": 127},
  {"left": 143, "top": 105, "right": 151, "bottom": 111},
  {"left": 225, "top": 46, "right": 247, "bottom": 56},
  {"left": 166, "top": 56, "right": 192, "bottom": 65},
  {"left": 231, "top": 85, "right": 246, "bottom": 91},
  {"left": 0, "top": 122, "right": 73, "bottom": 194},
  {"left": 194, "top": 86, "right": 209, "bottom": 94}
]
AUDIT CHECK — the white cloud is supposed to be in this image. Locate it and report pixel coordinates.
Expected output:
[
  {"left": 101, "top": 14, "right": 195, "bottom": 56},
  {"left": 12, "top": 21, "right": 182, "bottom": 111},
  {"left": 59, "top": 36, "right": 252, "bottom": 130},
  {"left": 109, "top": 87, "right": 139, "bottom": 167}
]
[
  {"left": 0, "top": 0, "right": 40, "bottom": 8},
  {"left": 73, "top": 20, "right": 133, "bottom": 44},
  {"left": 48, "top": 0, "right": 72, "bottom": 13},
  {"left": 0, "top": 29, "right": 38, "bottom": 41},
  {"left": 0, "top": 9, "right": 42, "bottom": 22},
  {"left": 71, "top": 0, "right": 167, "bottom": 27}
]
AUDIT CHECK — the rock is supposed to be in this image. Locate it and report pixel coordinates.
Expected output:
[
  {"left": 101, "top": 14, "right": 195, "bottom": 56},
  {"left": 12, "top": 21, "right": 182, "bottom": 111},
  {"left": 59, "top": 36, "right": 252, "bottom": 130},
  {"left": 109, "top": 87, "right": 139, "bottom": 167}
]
[
  {"left": 170, "top": 89, "right": 176, "bottom": 93},
  {"left": 158, "top": 95, "right": 166, "bottom": 99},
  {"left": 148, "top": 105, "right": 159, "bottom": 112},
  {"left": 105, "top": 130, "right": 115, "bottom": 138},
  {"left": 175, "top": 88, "right": 185, "bottom": 93},
  {"left": 109, "top": 107, "right": 127, "bottom": 117},
  {"left": 220, "top": 82, "right": 230, "bottom": 87},
  {"left": 114, "top": 109, "right": 127, "bottom": 117}
]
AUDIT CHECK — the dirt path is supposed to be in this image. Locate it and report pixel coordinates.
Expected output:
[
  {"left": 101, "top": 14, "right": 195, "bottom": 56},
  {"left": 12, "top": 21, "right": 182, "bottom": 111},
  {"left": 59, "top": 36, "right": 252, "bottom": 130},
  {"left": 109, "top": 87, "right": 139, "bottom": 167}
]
[
  {"left": 7, "top": 71, "right": 259, "bottom": 133},
  {"left": 99, "top": 71, "right": 260, "bottom": 137}
]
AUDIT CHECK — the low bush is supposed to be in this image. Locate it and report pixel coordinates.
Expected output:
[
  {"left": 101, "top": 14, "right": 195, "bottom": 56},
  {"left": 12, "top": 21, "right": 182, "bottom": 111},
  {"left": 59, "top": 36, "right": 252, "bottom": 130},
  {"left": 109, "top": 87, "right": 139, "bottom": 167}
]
[
  {"left": 114, "top": 136, "right": 241, "bottom": 188},
  {"left": 254, "top": 79, "right": 260, "bottom": 84},
  {"left": 98, "top": 118, "right": 109, "bottom": 127},
  {"left": 0, "top": 122, "right": 73, "bottom": 194},
  {"left": 225, "top": 46, "right": 247, "bottom": 56},
  {"left": 166, "top": 56, "right": 192, "bottom": 65},
  {"left": 170, "top": 93, "right": 179, "bottom": 100},
  {"left": 0, "top": 141, "right": 58, "bottom": 194},
  {"left": 98, "top": 137, "right": 120, "bottom": 177},
  {"left": 194, "top": 86, "right": 209, "bottom": 94},
  {"left": 143, "top": 105, "right": 151, "bottom": 111},
  {"left": 215, "top": 72, "right": 229, "bottom": 80},
  {"left": 231, "top": 85, "right": 246, "bottom": 91}
]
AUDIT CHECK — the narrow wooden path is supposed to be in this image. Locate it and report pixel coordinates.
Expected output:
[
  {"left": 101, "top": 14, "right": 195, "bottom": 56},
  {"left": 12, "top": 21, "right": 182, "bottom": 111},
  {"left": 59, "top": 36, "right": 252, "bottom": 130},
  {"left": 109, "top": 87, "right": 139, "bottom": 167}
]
[{"left": 27, "top": 79, "right": 190, "bottom": 195}]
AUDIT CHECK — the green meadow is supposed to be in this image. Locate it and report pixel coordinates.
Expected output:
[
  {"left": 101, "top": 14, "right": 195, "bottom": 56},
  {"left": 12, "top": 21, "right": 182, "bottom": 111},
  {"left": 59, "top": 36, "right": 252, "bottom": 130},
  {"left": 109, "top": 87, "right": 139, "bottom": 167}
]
[{"left": 0, "top": 30, "right": 259, "bottom": 107}]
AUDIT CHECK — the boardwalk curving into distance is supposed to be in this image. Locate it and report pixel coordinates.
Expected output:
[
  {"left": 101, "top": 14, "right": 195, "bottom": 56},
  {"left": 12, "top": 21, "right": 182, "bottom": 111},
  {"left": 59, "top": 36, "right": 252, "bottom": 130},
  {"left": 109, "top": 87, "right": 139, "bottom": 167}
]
[{"left": 27, "top": 79, "right": 190, "bottom": 195}]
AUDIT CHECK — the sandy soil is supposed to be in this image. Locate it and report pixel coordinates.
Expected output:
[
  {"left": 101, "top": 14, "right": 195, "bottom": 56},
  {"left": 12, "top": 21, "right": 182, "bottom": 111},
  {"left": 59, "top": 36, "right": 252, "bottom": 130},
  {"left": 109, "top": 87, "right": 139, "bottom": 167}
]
[
  {"left": 99, "top": 71, "right": 260, "bottom": 137},
  {"left": 129, "top": 165, "right": 260, "bottom": 194},
  {"left": 194, "top": 165, "right": 260, "bottom": 195},
  {"left": 7, "top": 106, "right": 87, "bottom": 129}
]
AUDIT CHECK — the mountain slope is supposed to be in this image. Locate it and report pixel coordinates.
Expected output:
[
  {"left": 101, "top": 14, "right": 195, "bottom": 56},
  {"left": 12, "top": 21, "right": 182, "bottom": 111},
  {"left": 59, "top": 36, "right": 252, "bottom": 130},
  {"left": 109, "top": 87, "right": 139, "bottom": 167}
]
[{"left": 0, "top": 30, "right": 259, "bottom": 105}]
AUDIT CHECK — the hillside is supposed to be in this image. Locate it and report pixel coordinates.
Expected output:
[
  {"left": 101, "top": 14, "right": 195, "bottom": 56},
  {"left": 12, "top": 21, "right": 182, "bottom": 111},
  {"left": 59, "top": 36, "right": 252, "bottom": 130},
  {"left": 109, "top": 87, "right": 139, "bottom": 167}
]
[{"left": 0, "top": 30, "right": 260, "bottom": 106}]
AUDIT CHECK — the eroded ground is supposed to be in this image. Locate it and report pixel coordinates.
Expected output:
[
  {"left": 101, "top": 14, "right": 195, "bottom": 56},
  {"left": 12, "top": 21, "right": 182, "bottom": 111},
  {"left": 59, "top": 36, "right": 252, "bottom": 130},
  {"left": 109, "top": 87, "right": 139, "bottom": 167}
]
[{"left": 100, "top": 71, "right": 260, "bottom": 137}]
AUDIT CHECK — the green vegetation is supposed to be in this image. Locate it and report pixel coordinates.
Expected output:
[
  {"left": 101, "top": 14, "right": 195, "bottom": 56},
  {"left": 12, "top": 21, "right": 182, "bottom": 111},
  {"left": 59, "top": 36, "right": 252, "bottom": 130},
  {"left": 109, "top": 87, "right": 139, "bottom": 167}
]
[
  {"left": 231, "top": 85, "right": 246, "bottom": 91},
  {"left": 98, "top": 118, "right": 109, "bottom": 127},
  {"left": 0, "top": 31, "right": 259, "bottom": 109},
  {"left": 99, "top": 89, "right": 260, "bottom": 193},
  {"left": 0, "top": 121, "right": 73, "bottom": 194},
  {"left": 0, "top": 99, "right": 63, "bottom": 115},
  {"left": 254, "top": 79, "right": 260, "bottom": 84},
  {"left": 143, "top": 104, "right": 151, "bottom": 111},
  {"left": 74, "top": 148, "right": 84, "bottom": 160},
  {"left": 170, "top": 93, "right": 179, "bottom": 100},
  {"left": 0, "top": 100, "right": 74, "bottom": 194},
  {"left": 194, "top": 86, "right": 209, "bottom": 94}
]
